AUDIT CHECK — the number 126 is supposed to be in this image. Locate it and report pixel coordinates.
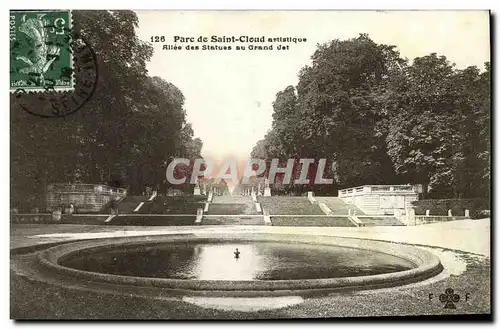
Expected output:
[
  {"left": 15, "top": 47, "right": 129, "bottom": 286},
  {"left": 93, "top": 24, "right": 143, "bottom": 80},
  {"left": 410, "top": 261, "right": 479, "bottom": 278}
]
[{"left": 151, "top": 36, "right": 165, "bottom": 42}]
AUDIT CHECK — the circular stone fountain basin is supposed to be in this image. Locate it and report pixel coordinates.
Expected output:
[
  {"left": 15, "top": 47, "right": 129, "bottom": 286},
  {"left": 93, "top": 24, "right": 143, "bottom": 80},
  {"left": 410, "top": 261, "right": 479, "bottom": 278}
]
[
  {"left": 60, "top": 241, "right": 415, "bottom": 281},
  {"left": 37, "top": 234, "right": 443, "bottom": 296}
]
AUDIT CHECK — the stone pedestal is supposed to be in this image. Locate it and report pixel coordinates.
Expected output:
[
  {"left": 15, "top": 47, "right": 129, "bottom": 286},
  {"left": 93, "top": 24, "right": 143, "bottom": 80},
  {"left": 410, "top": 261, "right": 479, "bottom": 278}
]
[
  {"left": 307, "top": 191, "right": 316, "bottom": 204},
  {"left": 195, "top": 208, "right": 203, "bottom": 224},
  {"left": 255, "top": 202, "right": 262, "bottom": 213},
  {"left": 264, "top": 187, "right": 271, "bottom": 196},
  {"left": 263, "top": 209, "right": 271, "bottom": 225},
  {"left": 406, "top": 206, "right": 416, "bottom": 226},
  {"left": 194, "top": 187, "right": 201, "bottom": 195}
]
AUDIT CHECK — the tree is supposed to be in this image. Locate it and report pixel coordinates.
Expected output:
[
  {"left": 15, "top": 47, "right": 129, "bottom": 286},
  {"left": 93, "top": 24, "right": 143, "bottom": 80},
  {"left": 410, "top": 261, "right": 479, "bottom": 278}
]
[
  {"left": 252, "top": 34, "right": 404, "bottom": 194},
  {"left": 10, "top": 11, "right": 204, "bottom": 209},
  {"left": 385, "top": 54, "right": 490, "bottom": 198},
  {"left": 251, "top": 35, "right": 490, "bottom": 199}
]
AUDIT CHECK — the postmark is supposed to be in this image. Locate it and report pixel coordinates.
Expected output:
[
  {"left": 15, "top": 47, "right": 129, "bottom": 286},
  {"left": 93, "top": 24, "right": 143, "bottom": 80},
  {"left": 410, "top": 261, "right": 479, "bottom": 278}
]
[
  {"left": 10, "top": 11, "right": 99, "bottom": 118},
  {"left": 10, "top": 10, "right": 74, "bottom": 92}
]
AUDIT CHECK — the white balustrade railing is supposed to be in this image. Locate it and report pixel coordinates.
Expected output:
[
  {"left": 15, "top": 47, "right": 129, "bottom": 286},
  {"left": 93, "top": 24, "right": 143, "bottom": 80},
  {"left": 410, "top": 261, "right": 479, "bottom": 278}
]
[{"left": 339, "top": 185, "right": 417, "bottom": 196}]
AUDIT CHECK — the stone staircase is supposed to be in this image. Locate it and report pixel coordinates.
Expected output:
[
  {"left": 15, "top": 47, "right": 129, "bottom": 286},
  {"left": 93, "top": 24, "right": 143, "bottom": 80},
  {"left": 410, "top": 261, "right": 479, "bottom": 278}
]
[
  {"left": 141, "top": 195, "right": 206, "bottom": 214},
  {"left": 270, "top": 216, "right": 356, "bottom": 227},
  {"left": 202, "top": 215, "right": 265, "bottom": 225},
  {"left": 314, "top": 197, "right": 365, "bottom": 215},
  {"left": 202, "top": 195, "right": 264, "bottom": 225},
  {"left": 314, "top": 196, "right": 404, "bottom": 226},
  {"left": 210, "top": 195, "right": 255, "bottom": 204},
  {"left": 356, "top": 216, "right": 405, "bottom": 226}
]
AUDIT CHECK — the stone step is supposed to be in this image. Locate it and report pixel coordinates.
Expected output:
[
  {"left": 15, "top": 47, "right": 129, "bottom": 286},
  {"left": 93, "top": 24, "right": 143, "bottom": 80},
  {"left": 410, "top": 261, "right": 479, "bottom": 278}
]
[
  {"left": 206, "top": 203, "right": 259, "bottom": 215},
  {"left": 314, "top": 197, "right": 365, "bottom": 215},
  {"left": 257, "top": 197, "right": 325, "bottom": 215},
  {"left": 202, "top": 215, "right": 265, "bottom": 225},
  {"left": 270, "top": 216, "right": 356, "bottom": 227},
  {"left": 356, "top": 216, "right": 405, "bottom": 226},
  {"left": 211, "top": 195, "right": 253, "bottom": 204}
]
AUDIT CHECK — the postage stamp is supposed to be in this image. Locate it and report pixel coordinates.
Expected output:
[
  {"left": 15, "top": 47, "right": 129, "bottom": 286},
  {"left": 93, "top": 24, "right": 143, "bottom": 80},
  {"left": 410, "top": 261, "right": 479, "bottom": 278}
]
[
  {"left": 10, "top": 10, "right": 74, "bottom": 92},
  {"left": 10, "top": 9, "right": 98, "bottom": 118}
]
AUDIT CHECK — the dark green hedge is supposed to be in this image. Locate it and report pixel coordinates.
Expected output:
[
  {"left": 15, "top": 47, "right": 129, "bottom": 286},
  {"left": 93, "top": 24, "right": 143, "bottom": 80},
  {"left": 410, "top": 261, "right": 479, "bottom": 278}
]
[{"left": 412, "top": 198, "right": 490, "bottom": 219}]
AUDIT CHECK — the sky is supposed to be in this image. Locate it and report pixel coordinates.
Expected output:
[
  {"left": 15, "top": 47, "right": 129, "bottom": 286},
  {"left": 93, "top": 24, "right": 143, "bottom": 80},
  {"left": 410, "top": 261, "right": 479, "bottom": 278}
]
[{"left": 135, "top": 10, "right": 490, "bottom": 166}]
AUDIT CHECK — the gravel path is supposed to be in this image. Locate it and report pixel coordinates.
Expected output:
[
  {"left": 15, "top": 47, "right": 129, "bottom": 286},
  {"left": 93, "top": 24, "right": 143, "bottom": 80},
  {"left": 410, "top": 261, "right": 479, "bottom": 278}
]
[
  {"left": 10, "top": 219, "right": 491, "bottom": 319},
  {"left": 11, "top": 219, "right": 490, "bottom": 256}
]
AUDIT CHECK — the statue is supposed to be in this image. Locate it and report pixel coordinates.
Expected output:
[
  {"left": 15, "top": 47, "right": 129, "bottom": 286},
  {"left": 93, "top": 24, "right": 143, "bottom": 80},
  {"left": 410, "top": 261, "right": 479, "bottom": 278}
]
[
  {"left": 193, "top": 177, "right": 201, "bottom": 195},
  {"left": 264, "top": 178, "right": 271, "bottom": 196}
]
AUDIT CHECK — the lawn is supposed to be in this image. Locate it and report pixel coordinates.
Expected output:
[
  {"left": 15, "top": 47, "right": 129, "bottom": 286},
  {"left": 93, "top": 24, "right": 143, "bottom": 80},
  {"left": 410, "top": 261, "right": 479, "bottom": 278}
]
[
  {"left": 258, "top": 197, "right": 324, "bottom": 215},
  {"left": 108, "top": 215, "right": 197, "bottom": 226},
  {"left": 141, "top": 196, "right": 206, "bottom": 214},
  {"left": 271, "top": 216, "right": 355, "bottom": 227}
]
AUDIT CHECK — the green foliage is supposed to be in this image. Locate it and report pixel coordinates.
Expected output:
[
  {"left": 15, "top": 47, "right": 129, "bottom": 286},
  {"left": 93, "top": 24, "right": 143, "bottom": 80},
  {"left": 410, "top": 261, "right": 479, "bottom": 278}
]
[
  {"left": 10, "top": 11, "right": 203, "bottom": 208},
  {"left": 252, "top": 34, "right": 490, "bottom": 198},
  {"left": 386, "top": 54, "right": 490, "bottom": 198},
  {"left": 412, "top": 198, "right": 490, "bottom": 218}
]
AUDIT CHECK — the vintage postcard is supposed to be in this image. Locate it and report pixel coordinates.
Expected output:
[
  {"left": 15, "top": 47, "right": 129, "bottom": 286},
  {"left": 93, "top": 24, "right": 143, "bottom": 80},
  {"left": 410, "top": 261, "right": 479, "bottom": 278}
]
[{"left": 10, "top": 10, "right": 491, "bottom": 320}]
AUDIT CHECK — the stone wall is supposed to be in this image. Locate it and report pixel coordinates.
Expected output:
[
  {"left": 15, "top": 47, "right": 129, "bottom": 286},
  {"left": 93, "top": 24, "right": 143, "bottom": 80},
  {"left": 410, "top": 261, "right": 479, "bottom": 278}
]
[{"left": 46, "top": 184, "right": 127, "bottom": 213}]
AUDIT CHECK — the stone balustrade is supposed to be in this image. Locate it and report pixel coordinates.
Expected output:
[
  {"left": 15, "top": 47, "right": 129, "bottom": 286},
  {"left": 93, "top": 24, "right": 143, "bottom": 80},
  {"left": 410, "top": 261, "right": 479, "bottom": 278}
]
[
  {"left": 339, "top": 185, "right": 417, "bottom": 196},
  {"left": 46, "top": 183, "right": 127, "bottom": 213},
  {"left": 339, "top": 184, "right": 419, "bottom": 216}
]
